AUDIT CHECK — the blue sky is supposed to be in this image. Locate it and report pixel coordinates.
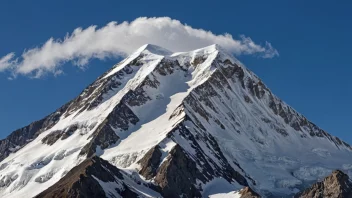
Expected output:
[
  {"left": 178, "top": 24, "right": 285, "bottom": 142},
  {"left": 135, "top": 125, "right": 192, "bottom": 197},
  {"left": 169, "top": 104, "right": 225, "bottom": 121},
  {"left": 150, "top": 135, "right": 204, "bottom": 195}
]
[{"left": 0, "top": 0, "right": 351, "bottom": 143}]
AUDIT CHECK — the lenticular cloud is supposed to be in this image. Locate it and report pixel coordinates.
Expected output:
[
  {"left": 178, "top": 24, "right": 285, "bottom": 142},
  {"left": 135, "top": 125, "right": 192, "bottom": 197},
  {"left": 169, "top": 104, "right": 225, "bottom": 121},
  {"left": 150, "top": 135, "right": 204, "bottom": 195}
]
[{"left": 1, "top": 17, "right": 279, "bottom": 78}]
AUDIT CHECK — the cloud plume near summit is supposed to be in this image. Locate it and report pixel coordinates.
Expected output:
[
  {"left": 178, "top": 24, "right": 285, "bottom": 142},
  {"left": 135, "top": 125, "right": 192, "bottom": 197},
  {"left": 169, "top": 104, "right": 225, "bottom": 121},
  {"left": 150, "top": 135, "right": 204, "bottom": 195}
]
[{"left": 0, "top": 17, "right": 279, "bottom": 78}]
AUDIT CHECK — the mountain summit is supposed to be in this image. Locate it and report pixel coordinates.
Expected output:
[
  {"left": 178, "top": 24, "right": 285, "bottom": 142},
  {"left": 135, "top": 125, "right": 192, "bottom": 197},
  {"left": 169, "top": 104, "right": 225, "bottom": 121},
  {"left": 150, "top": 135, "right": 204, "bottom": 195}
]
[{"left": 0, "top": 44, "right": 351, "bottom": 197}]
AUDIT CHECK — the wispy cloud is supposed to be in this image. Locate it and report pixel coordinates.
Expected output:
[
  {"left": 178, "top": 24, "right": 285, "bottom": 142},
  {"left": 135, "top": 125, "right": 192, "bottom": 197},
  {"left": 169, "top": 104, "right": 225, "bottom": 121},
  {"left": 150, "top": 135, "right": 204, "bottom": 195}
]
[
  {"left": 1, "top": 17, "right": 279, "bottom": 78},
  {"left": 0, "top": 53, "right": 16, "bottom": 72}
]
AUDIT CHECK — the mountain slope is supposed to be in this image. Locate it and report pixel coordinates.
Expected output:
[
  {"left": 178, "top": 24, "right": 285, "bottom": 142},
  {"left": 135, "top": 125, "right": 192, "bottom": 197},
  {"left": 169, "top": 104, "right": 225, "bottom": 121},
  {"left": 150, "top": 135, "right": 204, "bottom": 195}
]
[
  {"left": 0, "top": 44, "right": 351, "bottom": 197},
  {"left": 35, "top": 156, "right": 159, "bottom": 198}
]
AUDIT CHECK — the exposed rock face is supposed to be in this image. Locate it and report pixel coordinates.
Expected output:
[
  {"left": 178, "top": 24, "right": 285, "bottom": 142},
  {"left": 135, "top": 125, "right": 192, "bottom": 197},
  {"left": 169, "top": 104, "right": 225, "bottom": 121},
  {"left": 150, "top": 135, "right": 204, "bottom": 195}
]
[
  {"left": 138, "top": 122, "right": 249, "bottom": 197},
  {"left": 295, "top": 170, "right": 352, "bottom": 198},
  {"left": 154, "top": 145, "right": 203, "bottom": 198},
  {"left": 168, "top": 122, "right": 249, "bottom": 187},
  {"left": 138, "top": 145, "right": 162, "bottom": 180},
  {"left": 41, "top": 130, "right": 64, "bottom": 146},
  {"left": 80, "top": 101, "right": 139, "bottom": 157},
  {"left": 240, "top": 187, "right": 261, "bottom": 198},
  {"left": 80, "top": 119, "right": 120, "bottom": 157},
  {"left": 35, "top": 156, "right": 139, "bottom": 198},
  {"left": 42, "top": 125, "right": 79, "bottom": 145}
]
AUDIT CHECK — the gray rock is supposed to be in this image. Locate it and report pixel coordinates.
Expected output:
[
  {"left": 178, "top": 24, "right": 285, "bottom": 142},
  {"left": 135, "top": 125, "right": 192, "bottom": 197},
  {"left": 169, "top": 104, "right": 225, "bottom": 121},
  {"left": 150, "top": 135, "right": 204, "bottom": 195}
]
[
  {"left": 295, "top": 170, "right": 352, "bottom": 198},
  {"left": 34, "top": 156, "right": 138, "bottom": 198}
]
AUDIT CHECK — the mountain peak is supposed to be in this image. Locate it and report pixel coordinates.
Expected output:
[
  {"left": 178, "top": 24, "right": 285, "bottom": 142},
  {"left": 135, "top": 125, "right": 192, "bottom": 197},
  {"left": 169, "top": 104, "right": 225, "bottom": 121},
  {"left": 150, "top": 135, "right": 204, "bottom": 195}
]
[
  {"left": 135, "top": 43, "right": 228, "bottom": 58},
  {"left": 137, "top": 44, "right": 173, "bottom": 56}
]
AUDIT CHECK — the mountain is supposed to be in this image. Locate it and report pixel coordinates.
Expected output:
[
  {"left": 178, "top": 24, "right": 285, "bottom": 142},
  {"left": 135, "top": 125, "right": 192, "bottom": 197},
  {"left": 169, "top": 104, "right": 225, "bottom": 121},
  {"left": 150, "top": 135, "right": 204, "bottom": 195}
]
[
  {"left": 295, "top": 170, "right": 352, "bottom": 198},
  {"left": 0, "top": 44, "right": 351, "bottom": 197}
]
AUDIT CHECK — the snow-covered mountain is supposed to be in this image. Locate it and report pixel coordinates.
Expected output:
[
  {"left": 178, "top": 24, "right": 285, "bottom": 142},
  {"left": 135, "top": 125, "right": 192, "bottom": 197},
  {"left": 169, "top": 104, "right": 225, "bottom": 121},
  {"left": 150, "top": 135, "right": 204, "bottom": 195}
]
[{"left": 0, "top": 44, "right": 351, "bottom": 198}]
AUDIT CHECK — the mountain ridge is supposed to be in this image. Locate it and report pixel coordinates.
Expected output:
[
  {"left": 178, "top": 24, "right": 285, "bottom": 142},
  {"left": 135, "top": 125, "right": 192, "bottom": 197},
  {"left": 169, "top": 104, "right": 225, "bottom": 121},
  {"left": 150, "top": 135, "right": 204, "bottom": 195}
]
[{"left": 0, "top": 44, "right": 351, "bottom": 197}]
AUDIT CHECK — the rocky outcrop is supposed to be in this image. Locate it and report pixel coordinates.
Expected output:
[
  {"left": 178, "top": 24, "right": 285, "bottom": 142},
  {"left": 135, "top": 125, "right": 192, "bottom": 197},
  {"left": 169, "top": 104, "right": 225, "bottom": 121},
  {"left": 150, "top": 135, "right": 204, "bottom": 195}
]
[
  {"left": 151, "top": 139, "right": 249, "bottom": 198},
  {"left": 239, "top": 187, "right": 261, "bottom": 198},
  {"left": 35, "top": 156, "right": 138, "bottom": 198},
  {"left": 80, "top": 101, "right": 140, "bottom": 157},
  {"left": 154, "top": 145, "right": 203, "bottom": 198},
  {"left": 41, "top": 130, "right": 64, "bottom": 146},
  {"left": 42, "top": 125, "right": 79, "bottom": 145},
  {"left": 104, "top": 102, "right": 139, "bottom": 131},
  {"left": 138, "top": 145, "right": 162, "bottom": 180},
  {"left": 295, "top": 170, "right": 352, "bottom": 198},
  {"left": 80, "top": 120, "right": 120, "bottom": 157}
]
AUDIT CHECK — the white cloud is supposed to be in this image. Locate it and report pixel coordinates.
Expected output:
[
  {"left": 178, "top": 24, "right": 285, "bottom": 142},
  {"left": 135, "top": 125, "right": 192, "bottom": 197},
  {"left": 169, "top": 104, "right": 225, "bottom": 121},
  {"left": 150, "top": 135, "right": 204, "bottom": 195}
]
[
  {"left": 0, "top": 53, "right": 16, "bottom": 72},
  {"left": 1, "top": 17, "right": 278, "bottom": 78}
]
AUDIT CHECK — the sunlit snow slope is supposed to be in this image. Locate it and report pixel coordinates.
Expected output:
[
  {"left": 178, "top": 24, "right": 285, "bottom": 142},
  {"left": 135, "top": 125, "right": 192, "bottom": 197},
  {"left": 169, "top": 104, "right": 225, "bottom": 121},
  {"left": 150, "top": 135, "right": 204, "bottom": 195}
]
[{"left": 0, "top": 44, "right": 351, "bottom": 198}]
